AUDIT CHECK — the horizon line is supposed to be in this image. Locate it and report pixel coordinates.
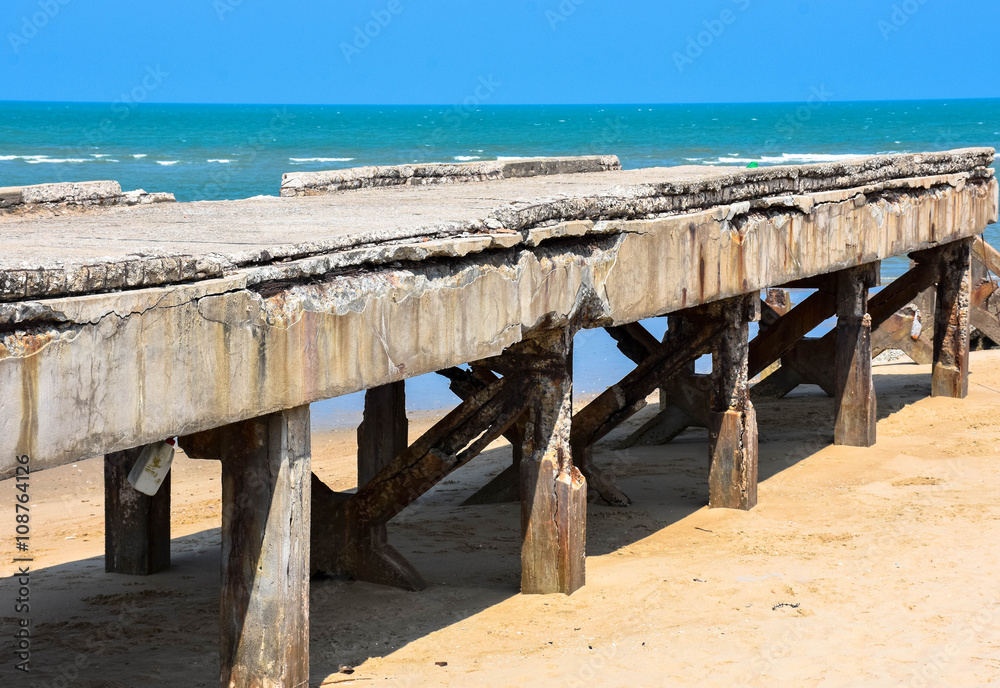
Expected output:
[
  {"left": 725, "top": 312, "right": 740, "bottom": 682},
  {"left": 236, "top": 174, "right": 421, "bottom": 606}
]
[{"left": 2, "top": 96, "right": 999, "bottom": 108}]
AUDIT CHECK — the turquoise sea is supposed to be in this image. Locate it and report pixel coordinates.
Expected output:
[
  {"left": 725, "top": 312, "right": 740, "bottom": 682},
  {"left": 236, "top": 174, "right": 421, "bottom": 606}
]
[{"left": 2, "top": 99, "right": 998, "bottom": 424}]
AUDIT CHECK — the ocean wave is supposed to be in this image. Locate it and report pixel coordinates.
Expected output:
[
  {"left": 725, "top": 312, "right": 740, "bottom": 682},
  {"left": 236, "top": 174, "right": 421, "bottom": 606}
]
[
  {"left": 712, "top": 153, "right": 869, "bottom": 165},
  {"left": 156, "top": 160, "right": 180, "bottom": 166},
  {"left": 208, "top": 159, "right": 232, "bottom": 163},
  {"left": 91, "top": 154, "right": 110, "bottom": 158},
  {"left": 27, "top": 158, "right": 89, "bottom": 164},
  {"left": 453, "top": 155, "right": 481, "bottom": 161},
  {"left": 0, "top": 154, "right": 61, "bottom": 162},
  {"left": 289, "top": 157, "right": 355, "bottom": 163},
  {"left": 132, "top": 154, "right": 147, "bottom": 159}
]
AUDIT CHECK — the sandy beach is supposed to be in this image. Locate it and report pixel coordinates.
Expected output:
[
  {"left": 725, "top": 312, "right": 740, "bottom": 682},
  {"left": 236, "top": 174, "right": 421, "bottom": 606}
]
[{"left": 3, "top": 351, "right": 1000, "bottom": 687}]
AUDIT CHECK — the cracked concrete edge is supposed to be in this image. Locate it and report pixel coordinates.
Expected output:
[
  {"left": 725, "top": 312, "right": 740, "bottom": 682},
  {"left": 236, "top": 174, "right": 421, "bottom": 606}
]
[
  {"left": 2, "top": 153, "right": 996, "bottom": 303},
  {"left": 4, "top": 178, "right": 993, "bottom": 330},
  {"left": 0, "top": 180, "right": 176, "bottom": 211},
  {"left": 2, "top": 177, "right": 993, "bottom": 474},
  {"left": 491, "top": 150, "right": 996, "bottom": 231},
  {"left": 278, "top": 155, "right": 622, "bottom": 196},
  {"left": 2, "top": 174, "right": 995, "bottom": 313}
]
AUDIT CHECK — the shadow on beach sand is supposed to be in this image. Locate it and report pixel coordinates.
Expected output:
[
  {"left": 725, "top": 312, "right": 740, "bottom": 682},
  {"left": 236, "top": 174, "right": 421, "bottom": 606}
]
[{"left": 0, "top": 366, "right": 936, "bottom": 687}]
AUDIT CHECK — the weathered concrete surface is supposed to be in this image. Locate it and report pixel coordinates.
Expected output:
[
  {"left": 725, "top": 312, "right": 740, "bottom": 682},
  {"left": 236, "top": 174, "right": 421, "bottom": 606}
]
[
  {"left": 0, "top": 180, "right": 174, "bottom": 211},
  {"left": 1, "top": 150, "right": 997, "bottom": 477},
  {"left": 280, "top": 155, "right": 622, "bottom": 196},
  {"left": 0, "top": 148, "right": 992, "bottom": 302}
]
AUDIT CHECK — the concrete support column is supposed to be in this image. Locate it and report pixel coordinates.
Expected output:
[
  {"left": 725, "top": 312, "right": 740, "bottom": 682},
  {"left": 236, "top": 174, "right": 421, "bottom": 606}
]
[
  {"left": 707, "top": 296, "right": 759, "bottom": 511},
  {"left": 932, "top": 239, "right": 973, "bottom": 398},
  {"left": 104, "top": 446, "right": 171, "bottom": 575},
  {"left": 834, "top": 264, "right": 878, "bottom": 447},
  {"left": 518, "top": 329, "right": 586, "bottom": 595},
  {"left": 358, "top": 381, "right": 407, "bottom": 486},
  {"left": 182, "top": 406, "right": 311, "bottom": 688}
]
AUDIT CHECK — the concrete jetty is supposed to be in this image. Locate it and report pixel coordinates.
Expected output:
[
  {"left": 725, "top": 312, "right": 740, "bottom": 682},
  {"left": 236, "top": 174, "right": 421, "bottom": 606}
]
[{"left": 2, "top": 149, "right": 997, "bottom": 686}]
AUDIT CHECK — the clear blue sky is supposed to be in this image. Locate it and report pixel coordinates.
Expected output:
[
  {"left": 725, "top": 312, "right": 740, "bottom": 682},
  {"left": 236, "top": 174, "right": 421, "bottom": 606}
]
[{"left": 3, "top": 0, "right": 998, "bottom": 104}]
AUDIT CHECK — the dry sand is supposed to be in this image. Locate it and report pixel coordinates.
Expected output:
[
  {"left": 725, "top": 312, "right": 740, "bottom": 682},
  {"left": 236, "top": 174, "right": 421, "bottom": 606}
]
[{"left": 3, "top": 352, "right": 1000, "bottom": 687}]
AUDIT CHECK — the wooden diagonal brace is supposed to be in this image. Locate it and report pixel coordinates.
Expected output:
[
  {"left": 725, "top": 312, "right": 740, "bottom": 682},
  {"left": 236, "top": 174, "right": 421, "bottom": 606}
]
[
  {"left": 438, "top": 366, "right": 526, "bottom": 506},
  {"left": 623, "top": 287, "right": 835, "bottom": 446},
  {"left": 311, "top": 374, "right": 530, "bottom": 590},
  {"left": 568, "top": 310, "right": 724, "bottom": 506},
  {"left": 753, "top": 260, "right": 940, "bottom": 399}
]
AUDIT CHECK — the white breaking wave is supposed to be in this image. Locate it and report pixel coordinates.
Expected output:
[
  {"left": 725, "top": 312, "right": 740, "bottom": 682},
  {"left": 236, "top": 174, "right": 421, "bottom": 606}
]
[
  {"left": 156, "top": 160, "right": 180, "bottom": 166},
  {"left": 91, "top": 153, "right": 110, "bottom": 158},
  {"left": 28, "top": 158, "right": 89, "bottom": 164},
  {"left": 132, "top": 154, "right": 147, "bottom": 159},
  {"left": 1, "top": 154, "right": 67, "bottom": 162},
  {"left": 453, "top": 156, "right": 481, "bottom": 161},
  {"left": 208, "top": 159, "right": 232, "bottom": 163},
  {"left": 712, "top": 153, "right": 869, "bottom": 165},
  {"left": 289, "top": 157, "right": 355, "bottom": 163}
]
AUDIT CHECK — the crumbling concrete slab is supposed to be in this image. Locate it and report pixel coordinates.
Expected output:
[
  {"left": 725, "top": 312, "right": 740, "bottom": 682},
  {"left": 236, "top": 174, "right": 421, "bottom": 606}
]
[
  {"left": 0, "top": 180, "right": 175, "bottom": 211},
  {"left": 0, "top": 149, "right": 996, "bottom": 476},
  {"left": 0, "top": 149, "right": 993, "bottom": 303},
  {"left": 279, "top": 155, "right": 622, "bottom": 195}
]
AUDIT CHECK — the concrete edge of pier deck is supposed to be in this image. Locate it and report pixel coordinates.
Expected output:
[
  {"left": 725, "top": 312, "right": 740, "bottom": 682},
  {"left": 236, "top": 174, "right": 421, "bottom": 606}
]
[
  {"left": 1, "top": 154, "right": 997, "bottom": 478},
  {"left": 279, "top": 154, "right": 623, "bottom": 195},
  {"left": 0, "top": 179, "right": 175, "bottom": 210},
  {"left": 0, "top": 148, "right": 993, "bottom": 303}
]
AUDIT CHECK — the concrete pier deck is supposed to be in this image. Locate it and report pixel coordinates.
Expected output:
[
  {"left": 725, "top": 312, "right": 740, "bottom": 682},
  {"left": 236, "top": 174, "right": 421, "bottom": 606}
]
[
  {"left": 2, "top": 149, "right": 995, "bottom": 469},
  {"left": 3, "top": 148, "right": 997, "bottom": 686}
]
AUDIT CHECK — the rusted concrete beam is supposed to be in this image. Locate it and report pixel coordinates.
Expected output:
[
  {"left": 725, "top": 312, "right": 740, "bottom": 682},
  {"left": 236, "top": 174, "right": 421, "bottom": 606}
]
[
  {"left": 104, "top": 447, "right": 171, "bottom": 576},
  {"left": 358, "top": 382, "right": 407, "bottom": 486},
  {"left": 752, "top": 259, "right": 940, "bottom": 400},
  {"left": 437, "top": 366, "right": 525, "bottom": 506},
  {"left": 510, "top": 330, "right": 586, "bottom": 595},
  {"left": 749, "top": 290, "right": 836, "bottom": 379},
  {"left": 311, "top": 374, "right": 529, "bottom": 590},
  {"left": 571, "top": 314, "right": 722, "bottom": 506},
  {"left": 347, "top": 382, "right": 411, "bottom": 584},
  {"left": 871, "top": 291, "right": 935, "bottom": 364},
  {"left": 607, "top": 323, "right": 709, "bottom": 448},
  {"left": 702, "top": 296, "right": 760, "bottom": 510},
  {"left": 834, "top": 264, "right": 879, "bottom": 447},
  {"left": 930, "top": 239, "right": 974, "bottom": 398},
  {"left": 180, "top": 406, "right": 312, "bottom": 688}
]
